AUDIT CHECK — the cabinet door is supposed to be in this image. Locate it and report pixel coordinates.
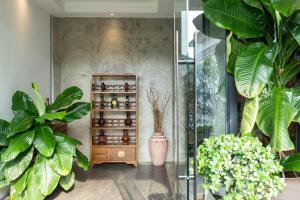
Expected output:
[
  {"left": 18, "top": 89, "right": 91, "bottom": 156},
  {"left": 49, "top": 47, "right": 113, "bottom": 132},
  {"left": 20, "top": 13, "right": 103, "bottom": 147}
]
[{"left": 109, "top": 147, "right": 135, "bottom": 161}]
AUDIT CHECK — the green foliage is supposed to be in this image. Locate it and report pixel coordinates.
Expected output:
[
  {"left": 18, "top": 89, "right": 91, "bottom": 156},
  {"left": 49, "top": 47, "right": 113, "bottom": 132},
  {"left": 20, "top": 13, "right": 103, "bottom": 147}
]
[
  {"left": 0, "top": 83, "right": 90, "bottom": 200},
  {"left": 203, "top": 0, "right": 300, "bottom": 152},
  {"left": 197, "top": 135, "right": 285, "bottom": 199},
  {"left": 280, "top": 153, "right": 300, "bottom": 172}
]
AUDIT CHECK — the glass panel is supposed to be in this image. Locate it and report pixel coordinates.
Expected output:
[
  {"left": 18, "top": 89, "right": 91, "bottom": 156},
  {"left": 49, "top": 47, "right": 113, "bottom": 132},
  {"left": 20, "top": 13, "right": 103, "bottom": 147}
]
[{"left": 195, "top": 16, "right": 227, "bottom": 199}]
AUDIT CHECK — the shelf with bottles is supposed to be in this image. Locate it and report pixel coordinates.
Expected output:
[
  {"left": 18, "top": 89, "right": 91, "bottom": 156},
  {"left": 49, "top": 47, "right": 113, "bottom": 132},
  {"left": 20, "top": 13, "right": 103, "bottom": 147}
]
[
  {"left": 92, "top": 129, "right": 136, "bottom": 146},
  {"left": 92, "top": 80, "right": 136, "bottom": 93},
  {"left": 92, "top": 95, "right": 136, "bottom": 110}
]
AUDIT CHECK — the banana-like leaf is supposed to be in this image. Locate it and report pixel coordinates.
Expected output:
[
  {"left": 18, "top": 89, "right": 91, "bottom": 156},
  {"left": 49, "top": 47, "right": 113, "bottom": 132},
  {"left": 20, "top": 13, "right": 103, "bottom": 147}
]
[
  {"left": 291, "top": 25, "right": 300, "bottom": 46},
  {"left": 9, "top": 111, "right": 35, "bottom": 138},
  {"left": 11, "top": 169, "right": 29, "bottom": 195},
  {"left": 35, "top": 112, "right": 67, "bottom": 124},
  {"left": 12, "top": 91, "right": 37, "bottom": 115},
  {"left": 34, "top": 155, "right": 60, "bottom": 196},
  {"left": 47, "top": 86, "right": 83, "bottom": 113},
  {"left": 243, "top": 0, "right": 264, "bottom": 11},
  {"left": 234, "top": 42, "right": 274, "bottom": 98},
  {"left": 1, "top": 130, "right": 35, "bottom": 162},
  {"left": 34, "top": 126, "right": 56, "bottom": 157},
  {"left": 271, "top": 0, "right": 300, "bottom": 17},
  {"left": 240, "top": 97, "right": 259, "bottom": 134},
  {"left": 63, "top": 102, "right": 91, "bottom": 123},
  {"left": 23, "top": 167, "right": 45, "bottom": 200},
  {"left": 55, "top": 132, "right": 82, "bottom": 146},
  {"left": 292, "top": 89, "right": 300, "bottom": 123},
  {"left": 0, "top": 119, "right": 10, "bottom": 146},
  {"left": 50, "top": 136, "right": 74, "bottom": 176},
  {"left": 4, "top": 147, "right": 34, "bottom": 181},
  {"left": 203, "top": 0, "right": 265, "bottom": 38},
  {"left": 59, "top": 171, "right": 75, "bottom": 191},
  {"left": 76, "top": 149, "right": 89, "bottom": 171},
  {"left": 227, "top": 35, "right": 246, "bottom": 74},
  {"left": 32, "top": 83, "right": 46, "bottom": 117},
  {"left": 280, "top": 153, "right": 300, "bottom": 172},
  {"left": 256, "top": 88, "right": 297, "bottom": 152}
]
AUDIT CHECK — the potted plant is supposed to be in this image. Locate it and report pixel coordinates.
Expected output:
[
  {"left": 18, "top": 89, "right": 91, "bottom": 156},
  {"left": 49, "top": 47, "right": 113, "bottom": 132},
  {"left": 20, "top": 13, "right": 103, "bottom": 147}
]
[
  {"left": 0, "top": 120, "right": 10, "bottom": 199},
  {"left": 0, "top": 83, "right": 90, "bottom": 200},
  {"left": 197, "top": 134, "right": 285, "bottom": 200},
  {"left": 147, "top": 87, "right": 170, "bottom": 166}
]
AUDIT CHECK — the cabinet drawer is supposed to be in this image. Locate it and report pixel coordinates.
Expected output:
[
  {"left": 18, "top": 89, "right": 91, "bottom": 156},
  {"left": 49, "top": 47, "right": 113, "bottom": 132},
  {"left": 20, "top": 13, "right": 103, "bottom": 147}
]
[
  {"left": 109, "top": 147, "right": 135, "bottom": 161},
  {"left": 92, "top": 147, "right": 108, "bottom": 161}
]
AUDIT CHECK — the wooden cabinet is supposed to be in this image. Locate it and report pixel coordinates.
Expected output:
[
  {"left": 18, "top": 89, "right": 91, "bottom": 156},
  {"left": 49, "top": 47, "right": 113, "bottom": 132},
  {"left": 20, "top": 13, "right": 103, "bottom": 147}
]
[{"left": 90, "top": 74, "right": 138, "bottom": 167}]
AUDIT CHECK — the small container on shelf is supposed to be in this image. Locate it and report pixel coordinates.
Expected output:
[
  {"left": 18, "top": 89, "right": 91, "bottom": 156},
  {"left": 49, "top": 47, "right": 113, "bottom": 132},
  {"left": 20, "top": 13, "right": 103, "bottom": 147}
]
[
  {"left": 111, "top": 97, "right": 119, "bottom": 109},
  {"left": 98, "top": 130, "right": 107, "bottom": 145},
  {"left": 98, "top": 112, "right": 105, "bottom": 127},
  {"left": 100, "top": 82, "right": 106, "bottom": 91},
  {"left": 122, "top": 130, "right": 130, "bottom": 145}
]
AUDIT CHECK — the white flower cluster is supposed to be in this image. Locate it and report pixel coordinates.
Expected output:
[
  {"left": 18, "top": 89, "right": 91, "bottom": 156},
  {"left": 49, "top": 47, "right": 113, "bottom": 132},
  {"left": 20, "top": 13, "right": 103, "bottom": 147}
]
[{"left": 197, "top": 134, "right": 285, "bottom": 200}]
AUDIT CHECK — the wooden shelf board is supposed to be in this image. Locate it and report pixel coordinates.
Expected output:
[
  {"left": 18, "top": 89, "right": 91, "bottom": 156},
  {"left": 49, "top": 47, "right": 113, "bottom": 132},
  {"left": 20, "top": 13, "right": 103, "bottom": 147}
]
[
  {"left": 92, "top": 91, "right": 136, "bottom": 94},
  {"left": 92, "top": 144, "right": 136, "bottom": 148},
  {"left": 92, "top": 127, "right": 136, "bottom": 130},
  {"left": 93, "top": 109, "right": 136, "bottom": 112}
]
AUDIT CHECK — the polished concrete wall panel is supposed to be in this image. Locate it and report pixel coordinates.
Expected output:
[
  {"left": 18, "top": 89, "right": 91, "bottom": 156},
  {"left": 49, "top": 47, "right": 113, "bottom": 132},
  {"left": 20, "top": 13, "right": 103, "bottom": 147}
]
[
  {"left": 0, "top": 0, "right": 51, "bottom": 120},
  {"left": 53, "top": 18, "right": 173, "bottom": 162}
]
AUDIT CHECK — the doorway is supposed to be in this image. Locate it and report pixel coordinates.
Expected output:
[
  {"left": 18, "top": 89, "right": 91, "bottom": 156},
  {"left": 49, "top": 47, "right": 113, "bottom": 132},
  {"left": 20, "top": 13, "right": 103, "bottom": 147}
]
[{"left": 173, "top": 1, "right": 237, "bottom": 199}]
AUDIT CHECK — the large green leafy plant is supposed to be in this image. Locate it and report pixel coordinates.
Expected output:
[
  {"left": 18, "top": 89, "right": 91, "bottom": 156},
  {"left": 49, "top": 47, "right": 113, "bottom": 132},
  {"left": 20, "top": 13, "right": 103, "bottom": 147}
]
[
  {"left": 197, "top": 134, "right": 285, "bottom": 199},
  {"left": 202, "top": 0, "right": 300, "bottom": 153},
  {"left": 0, "top": 83, "right": 90, "bottom": 200}
]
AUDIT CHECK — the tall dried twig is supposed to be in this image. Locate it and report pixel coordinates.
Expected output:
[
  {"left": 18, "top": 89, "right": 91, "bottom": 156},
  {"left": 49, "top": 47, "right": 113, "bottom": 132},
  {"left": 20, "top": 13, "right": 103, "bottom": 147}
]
[{"left": 147, "top": 87, "right": 170, "bottom": 133}]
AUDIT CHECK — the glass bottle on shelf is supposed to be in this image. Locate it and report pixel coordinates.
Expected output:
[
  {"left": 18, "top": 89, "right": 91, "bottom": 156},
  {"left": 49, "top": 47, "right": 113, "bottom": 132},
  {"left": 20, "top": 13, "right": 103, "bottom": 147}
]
[
  {"left": 98, "top": 112, "right": 105, "bottom": 127},
  {"left": 124, "top": 82, "right": 129, "bottom": 92},
  {"left": 101, "top": 82, "right": 106, "bottom": 91},
  {"left": 122, "top": 129, "right": 130, "bottom": 145},
  {"left": 99, "top": 130, "right": 107, "bottom": 145},
  {"left": 124, "top": 112, "right": 132, "bottom": 127},
  {"left": 125, "top": 96, "right": 130, "bottom": 109},
  {"left": 100, "top": 95, "right": 105, "bottom": 109},
  {"left": 111, "top": 97, "right": 118, "bottom": 109}
]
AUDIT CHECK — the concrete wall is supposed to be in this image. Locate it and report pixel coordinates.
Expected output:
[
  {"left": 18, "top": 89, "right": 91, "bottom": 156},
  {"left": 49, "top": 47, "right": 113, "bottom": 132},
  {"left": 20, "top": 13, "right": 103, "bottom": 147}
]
[
  {"left": 53, "top": 18, "right": 173, "bottom": 162},
  {"left": 0, "top": 0, "right": 51, "bottom": 121}
]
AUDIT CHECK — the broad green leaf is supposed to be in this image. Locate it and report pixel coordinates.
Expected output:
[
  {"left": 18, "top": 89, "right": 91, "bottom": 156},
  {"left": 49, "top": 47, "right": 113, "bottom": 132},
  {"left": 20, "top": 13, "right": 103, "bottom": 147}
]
[
  {"left": 281, "top": 153, "right": 300, "bottom": 172},
  {"left": 4, "top": 147, "right": 34, "bottom": 181},
  {"left": 256, "top": 88, "right": 297, "bottom": 152},
  {"left": 23, "top": 167, "right": 45, "bottom": 200},
  {"left": 1, "top": 130, "right": 35, "bottom": 162},
  {"left": 47, "top": 86, "right": 83, "bottom": 113},
  {"left": 243, "top": 0, "right": 264, "bottom": 11},
  {"left": 32, "top": 83, "right": 46, "bottom": 117},
  {"left": 50, "top": 136, "right": 74, "bottom": 176},
  {"left": 0, "top": 119, "right": 10, "bottom": 146},
  {"left": 59, "top": 171, "right": 75, "bottom": 191},
  {"left": 292, "top": 89, "right": 300, "bottom": 123},
  {"left": 291, "top": 26, "right": 300, "bottom": 46},
  {"left": 34, "top": 126, "right": 56, "bottom": 157},
  {"left": 11, "top": 169, "right": 29, "bottom": 195},
  {"left": 76, "top": 149, "right": 89, "bottom": 171},
  {"left": 35, "top": 112, "right": 67, "bottom": 124},
  {"left": 203, "top": 0, "right": 265, "bottom": 38},
  {"left": 55, "top": 132, "right": 82, "bottom": 146},
  {"left": 227, "top": 35, "right": 245, "bottom": 74},
  {"left": 34, "top": 155, "right": 60, "bottom": 196},
  {"left": 63, "top": 102, "right": 91, "bottom": 123},
  {"left": 271, "top": 0, "right": 300, "bottom": 17},
  {"left": 234, "top": 43, "right": 273, "bottom": 98},
  {"left": 0, "top": 179, "right": 9, "bottom": 189},
  {"left": 9, "top": 111, "right": 35, "bottom": 138},
  {"left": 240, "top": 97, "right": 259, "bottom": 135},
  {"left": 12, "top": 91, "right": 37, "bottom": 115}
]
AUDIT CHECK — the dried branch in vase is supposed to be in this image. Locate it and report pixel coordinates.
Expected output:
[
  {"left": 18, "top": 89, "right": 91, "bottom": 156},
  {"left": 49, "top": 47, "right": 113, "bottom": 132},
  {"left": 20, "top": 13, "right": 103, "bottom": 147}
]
[{"left": 146, "top": 87, "right": 170, "bottom": 133}]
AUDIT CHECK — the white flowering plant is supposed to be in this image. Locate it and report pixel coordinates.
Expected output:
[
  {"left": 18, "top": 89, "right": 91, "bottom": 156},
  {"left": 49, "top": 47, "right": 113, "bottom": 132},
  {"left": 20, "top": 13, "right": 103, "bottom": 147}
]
[{"left": 197, "top": 134, "right": 285, "bottom": 200}]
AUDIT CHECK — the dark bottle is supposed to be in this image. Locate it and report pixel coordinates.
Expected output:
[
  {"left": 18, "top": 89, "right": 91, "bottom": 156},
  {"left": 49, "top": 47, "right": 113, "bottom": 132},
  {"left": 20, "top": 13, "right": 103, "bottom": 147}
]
[
  {"left": 98, "top": 112, "right": 105, "bottom": 127},
  {"left": 99, "top": 130, "right": 107, "bottom": 145},
  {"left": 100, "top": 95, "right": 105, "bottom": 109},
  {"left": 92, "top": 83, "right": 96, "bottom": 91},
  {"left": 122, "top": 130, "right": 130, "bottom": 145},
  {"left": 124, "top": 82, "right": 129, "bottom": 92},
  {"left": 100, "top": 82, "right": 106, "bottom": 91},
  {"left": 124, "top": 112, "right": 132, "bottom": 127},
  {"left": 125, "top": 96, "right": 130, "bottom": 109}
]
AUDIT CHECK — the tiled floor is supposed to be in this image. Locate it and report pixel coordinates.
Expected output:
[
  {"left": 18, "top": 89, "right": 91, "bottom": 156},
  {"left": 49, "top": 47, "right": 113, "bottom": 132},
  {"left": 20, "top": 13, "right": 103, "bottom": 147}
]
[{"left": 48, "top": 163, "right": 175, "bottom": 200}]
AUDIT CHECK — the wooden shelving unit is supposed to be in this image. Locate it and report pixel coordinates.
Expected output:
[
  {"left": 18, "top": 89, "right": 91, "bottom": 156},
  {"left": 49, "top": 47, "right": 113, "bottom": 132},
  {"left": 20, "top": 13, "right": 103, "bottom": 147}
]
[{"left": 90, "top": 73, "right": 138, "bottom": 167}]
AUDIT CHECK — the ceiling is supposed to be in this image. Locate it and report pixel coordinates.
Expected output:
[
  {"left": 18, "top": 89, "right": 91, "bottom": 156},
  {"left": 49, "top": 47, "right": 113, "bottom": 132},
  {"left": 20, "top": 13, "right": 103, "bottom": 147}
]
[{"left": 33, "top": 0, "right": 174, "bottom": 18}]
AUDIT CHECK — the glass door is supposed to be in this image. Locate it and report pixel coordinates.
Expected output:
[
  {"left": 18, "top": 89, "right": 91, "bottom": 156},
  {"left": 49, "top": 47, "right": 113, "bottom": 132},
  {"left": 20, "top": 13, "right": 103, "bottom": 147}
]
[{"left": 174, "top": 1, "right": 229, "bottom": 199}]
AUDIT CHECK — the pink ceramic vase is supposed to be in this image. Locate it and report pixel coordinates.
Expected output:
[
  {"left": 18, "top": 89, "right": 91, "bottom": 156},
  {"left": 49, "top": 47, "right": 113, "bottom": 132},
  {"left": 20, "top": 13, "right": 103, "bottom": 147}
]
[{"left": 149, "top": 132, "right": 168, "bottom": 166}]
